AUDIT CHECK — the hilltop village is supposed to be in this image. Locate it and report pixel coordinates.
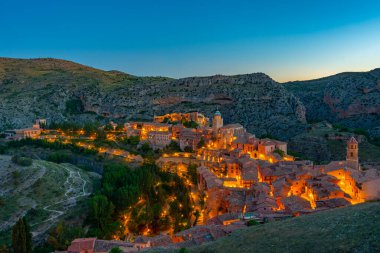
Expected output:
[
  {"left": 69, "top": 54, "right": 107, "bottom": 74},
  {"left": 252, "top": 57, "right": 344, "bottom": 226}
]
[{"left": 3, "top": 111, "right": 380, "bottom": 252}]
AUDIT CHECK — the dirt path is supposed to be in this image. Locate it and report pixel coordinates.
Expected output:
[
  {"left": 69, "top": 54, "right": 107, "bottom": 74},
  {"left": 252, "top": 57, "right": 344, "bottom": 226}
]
[{"left": 30, "top": 164, "right": 91, "bottom": 237}]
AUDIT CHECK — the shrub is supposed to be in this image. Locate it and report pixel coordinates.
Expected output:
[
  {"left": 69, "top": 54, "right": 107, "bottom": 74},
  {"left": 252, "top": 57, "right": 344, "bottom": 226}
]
[
  {"left": 127, "top": 136, "right": 140, "bottom": 146},
  {"left": 274, "top": 149, "right": 285, "bottom": 157},
  {"left": 179, "top": 248, "right": 188, "bottom": 253},
  {"left": 184, "top": 146, "right": 193, "bottom": 153},
  {"left": 247, "top": 219, "right": 260, "bottom": 226},
  {"left": 163, "top": 141, "right": 181, "bottom": 154},
  {"left": 11, "top": 155, "right": 33, "bottom": 166},
  {"left": 197, "top": 138, "right": 205, "bottom": 149},
  {"left": 109, "top": 248, "right": 123, "bottom": 253},
  {"left": 182, "top": 120, "right": 198, "bottom": 129},
  {"left": 353, "top": 128, "right": 368, "bottom": 137},
  {"left": 48, "top": 152, "right": 72, "bottom": 164},
  {"left": 65, "top": 99, "right": 84, "bottom": 115}
]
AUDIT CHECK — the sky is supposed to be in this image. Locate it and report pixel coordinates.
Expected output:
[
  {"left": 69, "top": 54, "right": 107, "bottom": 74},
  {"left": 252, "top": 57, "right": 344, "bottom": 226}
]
[{"left": 1, "top": 0, "right": 380, "bottom": 82}]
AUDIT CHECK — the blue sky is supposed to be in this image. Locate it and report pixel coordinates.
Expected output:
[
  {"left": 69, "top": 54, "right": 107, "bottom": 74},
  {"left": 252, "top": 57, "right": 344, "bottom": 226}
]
[{"left": 1, "top": 0, "right": 380, "bottom": 82}]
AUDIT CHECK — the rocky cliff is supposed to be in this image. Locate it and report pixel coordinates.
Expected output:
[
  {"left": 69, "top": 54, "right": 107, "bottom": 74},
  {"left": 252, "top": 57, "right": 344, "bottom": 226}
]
[
  {"left": 284, "top": 69, "right": 380, "bottom": 137},
  {"left": 0, "top": 58, "right": 306, "bottom": 139}
]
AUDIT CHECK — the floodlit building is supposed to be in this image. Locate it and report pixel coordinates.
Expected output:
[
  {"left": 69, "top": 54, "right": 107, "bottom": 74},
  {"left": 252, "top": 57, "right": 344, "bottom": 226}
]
[{"left": 147, "top": 131, "right": 172, "bottom": 148}]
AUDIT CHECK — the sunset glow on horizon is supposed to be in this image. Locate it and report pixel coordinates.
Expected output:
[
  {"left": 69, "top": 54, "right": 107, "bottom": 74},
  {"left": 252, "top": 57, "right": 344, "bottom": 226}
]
[{"left": 1, "top": 0, "right": 380, "bottom": 82}]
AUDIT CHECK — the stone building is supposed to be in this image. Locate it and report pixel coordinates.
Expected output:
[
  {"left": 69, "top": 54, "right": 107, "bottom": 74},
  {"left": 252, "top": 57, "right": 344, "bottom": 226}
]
[
  {"left": 179, "top": 128, "right": 203, "bottom": 151},
  {"left": 6, "top": 120, "right": 42, "bottom": 140},
  {"left": 147, "top": 131, "right": 172, "bottom": 148}
]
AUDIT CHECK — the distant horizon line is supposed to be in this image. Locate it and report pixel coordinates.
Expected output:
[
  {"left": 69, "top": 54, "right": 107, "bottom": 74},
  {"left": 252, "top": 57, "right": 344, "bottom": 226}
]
[{"left": 1, "top": 56, "right": 379, "bottom": 84}]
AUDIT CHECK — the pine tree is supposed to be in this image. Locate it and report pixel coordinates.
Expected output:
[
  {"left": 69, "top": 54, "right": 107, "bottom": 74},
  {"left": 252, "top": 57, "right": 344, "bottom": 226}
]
[{"left": 12, "top": 218, "right": 32, "bottom": 253}]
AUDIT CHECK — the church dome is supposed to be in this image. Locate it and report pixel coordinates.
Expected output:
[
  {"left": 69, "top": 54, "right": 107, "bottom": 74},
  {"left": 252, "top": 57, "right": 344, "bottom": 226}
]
[{"left": 214, "top": 110, "right": 221, "bottom": 116}]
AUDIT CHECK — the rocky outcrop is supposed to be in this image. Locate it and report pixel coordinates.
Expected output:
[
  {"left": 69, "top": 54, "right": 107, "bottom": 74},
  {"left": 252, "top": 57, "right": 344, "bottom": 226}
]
[
  {"left": 0, "top": 58, "right": 306, "bottom": 140},
  {"left": 284, "top": 69, "right": 380, "bottom": 137}
]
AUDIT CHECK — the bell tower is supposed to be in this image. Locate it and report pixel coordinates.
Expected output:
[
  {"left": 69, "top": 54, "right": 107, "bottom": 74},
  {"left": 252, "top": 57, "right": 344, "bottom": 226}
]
[
  {"left": 212, "top": 110, "right": 223, "bottom": 136},
  {"left": 346, "top": 137, "right": 359, "bottom": 170}
]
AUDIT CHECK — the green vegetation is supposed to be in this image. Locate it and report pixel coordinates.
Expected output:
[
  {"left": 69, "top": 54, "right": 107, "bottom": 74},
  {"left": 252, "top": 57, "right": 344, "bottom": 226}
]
[
  {"left": 184, "top": 146, "right": 193, "bottom": 153},
  {"left": 46, "top": 222, "right": 85, "bottom": 251},
  {"left": 65, "top": 99, "right": 84, "bottom": 115},
  {"left": 246, "top": 219, "right": 260, "bottom": 226},
  {"left": 109, "top": 248, "right": 123, "bottom": 253},
  {"left": 11, "top": 155, "right": 33, "bottom": 166},
  {"left": 87, "top": 195, "right": 117, "bottom": 238},
  {"left": 0, "top": 155, "right": 96, "bottom": 248},
  {"left": 12, "top": 218, "right": 32, "bottom": 253},
  {"left": 86, "top": 162, "right": 194, "bottom": 238},
  {"left": 197, "top": 138, "right": 205, "bottom": 149},
  {"left": 47, "top": 151, "right": 73, "bottom": 163},
  {"left": 6, "top": 139, "right": 98, "bottom": 155},
  {"left": 179, "top": 248, "right": 189, "bottom": 253},
  {"left": 187, "top": 164, "right": 198, "bottom": 185},
  {"left": 332, "top": 124, "right": 380, "bottom": 148},
  {"left": 182, "top": 120, "right": 199, "bottom": 129},
  {"left": 260, "top": 133, "right": 278, "bottom": 140},
  {"left": 273, "top": 148, "right": 285, "bottom": 157},
  {"left": 163, "top": 141, "right": 182, "bottom": 154},
  {"left": 0, "top": 245, "right": 8, "bottom": 253},
  {"left": 289, "top": 122, "right": 380, "bottom": 164},
  {"left": 125, "top": 136, "right": 140, "bottom": 146},
  {"left": 191, "top": 202, "right": 380, "bottom": 253}
]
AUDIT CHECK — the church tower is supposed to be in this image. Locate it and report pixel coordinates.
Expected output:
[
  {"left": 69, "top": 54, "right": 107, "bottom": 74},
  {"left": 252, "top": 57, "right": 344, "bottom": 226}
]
[
  {"left": 346, "top": 136, "right": 359, "bottom": 170},
  {"left": 212, "top": 110, "right": 223, "bottom": 136}
]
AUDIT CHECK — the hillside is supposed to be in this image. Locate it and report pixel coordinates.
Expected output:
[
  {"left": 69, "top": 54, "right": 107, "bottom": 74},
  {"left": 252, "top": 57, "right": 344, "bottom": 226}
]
[
  {"left": 0, "top": 155, "right": 99, "bottom": 244},
  {"left": 174, "top": 202, "right": 380, "bottom": 253},
  {"left": 288, "top": 121, "right": 380, "bottom": 165},
  {"left": 2, "top": 57, "right": 380, "bottom": 141},
  {"left": 284, "top": 69, "right": 380, "bottom": 138},
  {"left": 0, "top": 57, "right": 306, "bottom": 139}
]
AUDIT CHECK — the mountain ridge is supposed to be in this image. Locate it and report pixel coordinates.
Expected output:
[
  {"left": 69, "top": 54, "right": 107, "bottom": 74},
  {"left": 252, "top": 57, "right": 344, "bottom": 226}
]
[
  {"left": 1, "top": 57, "right": 379, "bottom": 140},
  {"left": 0, "top": 57, "right": 305, "bottom": 139}
]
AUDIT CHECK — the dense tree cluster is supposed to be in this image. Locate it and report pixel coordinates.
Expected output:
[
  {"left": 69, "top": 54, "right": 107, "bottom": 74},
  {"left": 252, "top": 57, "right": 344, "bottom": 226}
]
[
  {"left": 6, "top": 139, "right": 98, "bottom": 155},
  {"left": 87, "top": 162, "right": 194, "bottom": 238}
]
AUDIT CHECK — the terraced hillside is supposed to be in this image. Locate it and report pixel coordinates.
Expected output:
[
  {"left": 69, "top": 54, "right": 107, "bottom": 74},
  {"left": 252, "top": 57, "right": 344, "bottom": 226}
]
[{"left": 0, "top": 155, "right": 99, "bottom": 243}]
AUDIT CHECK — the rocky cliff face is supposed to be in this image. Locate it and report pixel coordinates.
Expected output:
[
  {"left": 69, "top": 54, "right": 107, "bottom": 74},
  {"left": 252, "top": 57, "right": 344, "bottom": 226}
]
[
  {"left": 284, "top": 69, "right": 380, "bottom": 137},
  {"left": 0, "top": 58, "right": 306, "bottom": 139}
]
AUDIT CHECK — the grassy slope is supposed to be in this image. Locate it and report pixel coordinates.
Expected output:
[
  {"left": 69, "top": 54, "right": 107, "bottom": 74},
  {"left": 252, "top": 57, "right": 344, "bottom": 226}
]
[
  {"left": 0, "top": 57, "right": 172, "bottom": 92},
  {"left": 288, "top": 123, "right": 380, "bottom": 165},
  {"left": 0, "top": 155, "right": 99, "bottom": 244},
  {"left": 189, "top": 202, "right": 380, "bottom": 253}
]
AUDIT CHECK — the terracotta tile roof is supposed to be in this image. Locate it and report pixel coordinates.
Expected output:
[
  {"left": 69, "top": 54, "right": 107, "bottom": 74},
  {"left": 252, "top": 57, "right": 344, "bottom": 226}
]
[
  {"left": 347, "top": 136, "right": 358, "bottom": 144},
  {"left": 67, "top": 238, "right": 96, "bottom": 253},
  {"left": 206, "top": 213, "right": 240, "bottom": 225},
  {"left": 93, "top": 239, "right": 135, "bottom": 252},
  {"left": 134, "top": 234, "right": 172, "bottom": 247},
  {"left": 316, "top": 198, "right": 350, "bottom": 208},
  {"left": 221, "top": 123, "right": 244, "bottom": 129},
  {"left": 197, "top": 167, "right": 223, "bottom": 189},
  {"left": 282, "top": 196, "right": 312, "bottom": 213}
]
